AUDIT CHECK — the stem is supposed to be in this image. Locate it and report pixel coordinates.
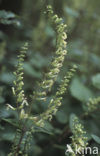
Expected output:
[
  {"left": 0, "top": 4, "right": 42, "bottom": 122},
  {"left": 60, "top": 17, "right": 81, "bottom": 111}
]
[{"left": 14, "top": 126, "right": 26, "bottom": 156}]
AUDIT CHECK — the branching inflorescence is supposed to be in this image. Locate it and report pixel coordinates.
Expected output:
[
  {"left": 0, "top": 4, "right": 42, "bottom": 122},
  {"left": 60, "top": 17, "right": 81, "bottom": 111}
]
[
  {"left": 8, "top": 5, "right": 77, "bottom": 156},
  {"left": 32, "top": 5, "right": 68, "bottom": 101},
  {"left": 34, "top": 65, "right": 77, "bottom": 127}
]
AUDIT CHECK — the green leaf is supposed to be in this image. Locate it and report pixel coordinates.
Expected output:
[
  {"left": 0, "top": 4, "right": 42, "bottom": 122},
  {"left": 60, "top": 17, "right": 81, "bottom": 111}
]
[
  {"left": 0, "top": 132, "right": 15, "bottom": 141},
  {"left": 90, "top": 53, "right": 100, "bottom": 67},
  {"left": 30, "top": 53, "right": 49, "bottom": 68},
  {"left": 64, "top": 7, "right": 79, "bottom": 18},
  {"left": 0, "top": 73, "right": 14, "bottom": 84},
  {"left": 34, "top": 125, "right": 53, "bottom": 135},
  {"left": 0, "top": 10, "right": 20, "bottom": 26},
  {"left": 91, "top": 134, "right": 100, "bottom": 144},
  {"left": 70, "top": 77, "right": 93, "bottom": 102},
  {"left": 92, "top": 74, "right": 100, "bottom": 89},
  {"left": 24, "top": 63, "right": 42, "bottom": 78},
  {"left": 0, "top": 10, "right": 15, "bottom": 19},
  {"left": 45, "top": 26, "right": 54, "bottom": 37},
  {"left": 56, "top": 111, "right": 68, "bottom": 124},
  {"left": 44, "top": 121, "right": 54, "bottom": 132},
  {"left": 2, "top": 118, "right": 19, "bottom": 127}
]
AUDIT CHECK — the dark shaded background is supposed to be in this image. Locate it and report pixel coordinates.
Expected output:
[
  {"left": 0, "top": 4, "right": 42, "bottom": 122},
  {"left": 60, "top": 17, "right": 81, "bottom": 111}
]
[{"left": 0, "top": 0, "right": 100, "bottom": 155}]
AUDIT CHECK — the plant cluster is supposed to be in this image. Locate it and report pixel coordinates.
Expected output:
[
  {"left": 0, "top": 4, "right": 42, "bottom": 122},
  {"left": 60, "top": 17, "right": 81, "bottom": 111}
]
[
  {"left": 7, "top": 6, "right": 78, "bottom": 156},
  {"left": 0, "top": 2, "right": 100, "bottom": 156}
]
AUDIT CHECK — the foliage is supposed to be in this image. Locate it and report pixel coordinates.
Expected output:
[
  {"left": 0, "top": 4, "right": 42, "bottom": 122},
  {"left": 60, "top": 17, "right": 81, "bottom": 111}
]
[
  {"left": 0, "top": 0, "right": 100, "bottom": 156},
  {"left": 6, "top": 6, "right": 77, "bottom": 155}
]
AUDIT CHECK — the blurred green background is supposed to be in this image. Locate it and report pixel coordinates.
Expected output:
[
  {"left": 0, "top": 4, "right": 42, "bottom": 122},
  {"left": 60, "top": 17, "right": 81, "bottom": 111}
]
[{"left": 0, "top": 0, "right": 100, "bottom": 155}]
